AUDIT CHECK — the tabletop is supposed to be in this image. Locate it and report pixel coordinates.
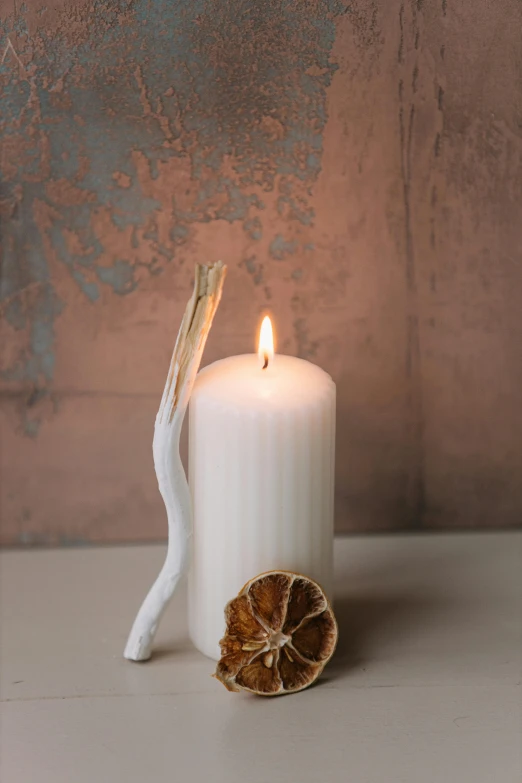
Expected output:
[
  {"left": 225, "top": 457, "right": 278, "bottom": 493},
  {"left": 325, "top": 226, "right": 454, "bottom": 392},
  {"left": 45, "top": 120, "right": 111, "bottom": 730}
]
[{"left": 1, "top": 532, "right": 521, "bottom": 783}]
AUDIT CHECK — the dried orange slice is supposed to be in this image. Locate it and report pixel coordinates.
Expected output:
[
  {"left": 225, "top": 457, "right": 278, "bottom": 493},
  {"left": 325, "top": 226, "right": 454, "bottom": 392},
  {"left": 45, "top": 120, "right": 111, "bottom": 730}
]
[{"left": 214, "top": 571, "right": 338, "bottom": 696}]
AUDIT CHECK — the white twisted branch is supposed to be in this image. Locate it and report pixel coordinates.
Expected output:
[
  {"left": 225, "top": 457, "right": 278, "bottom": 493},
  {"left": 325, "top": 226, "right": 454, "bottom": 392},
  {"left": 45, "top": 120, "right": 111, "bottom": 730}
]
[{"left": 124, "top": 262, "right": 227, "bottom": 661}]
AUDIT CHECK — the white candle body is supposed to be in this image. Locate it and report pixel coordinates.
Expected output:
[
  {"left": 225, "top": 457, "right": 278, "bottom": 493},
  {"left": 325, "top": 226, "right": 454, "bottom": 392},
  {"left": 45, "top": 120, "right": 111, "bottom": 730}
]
[{"left": 188, "top": 354, "right": 336, "bottom": 660}]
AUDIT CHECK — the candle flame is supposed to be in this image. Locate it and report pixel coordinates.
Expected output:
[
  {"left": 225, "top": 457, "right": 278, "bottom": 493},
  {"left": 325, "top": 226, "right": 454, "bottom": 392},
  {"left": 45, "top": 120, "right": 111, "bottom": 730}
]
[{"left": 258, "top": 315, "right": 274, "bottom": 369}]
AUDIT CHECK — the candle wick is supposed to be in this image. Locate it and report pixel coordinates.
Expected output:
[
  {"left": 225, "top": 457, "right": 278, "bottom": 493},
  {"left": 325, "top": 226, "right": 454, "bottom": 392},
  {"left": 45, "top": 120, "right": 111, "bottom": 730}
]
[{"left": 262, "top": 353, "right": 269, "bottom": 370}]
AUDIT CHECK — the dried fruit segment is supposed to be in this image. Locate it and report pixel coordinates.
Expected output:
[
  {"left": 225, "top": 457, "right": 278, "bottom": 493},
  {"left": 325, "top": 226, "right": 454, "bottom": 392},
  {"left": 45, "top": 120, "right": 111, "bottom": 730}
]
[
  {"left": 283, "top": 577, "right": 327, "bottom": 634},
  {"left": 215, "top": 594, "right": 269, "bottom": 690},
  {"left": 249, "top": 572, "right": 292, "bottom": 632},
  {"left": 226, "top": 594, "right": 268, "bottom": 642},
  {"left": 291, "top": 611, "right": 337, "bottom": 663},
  {"left": 279, "top": 645, "right": 320, "bottom": 692},
  {"left": 235, "top": 650, "right": 283, "bottom": 694},
  {"left": 214, "top": 570, "right": 338, "bottom": 696}
]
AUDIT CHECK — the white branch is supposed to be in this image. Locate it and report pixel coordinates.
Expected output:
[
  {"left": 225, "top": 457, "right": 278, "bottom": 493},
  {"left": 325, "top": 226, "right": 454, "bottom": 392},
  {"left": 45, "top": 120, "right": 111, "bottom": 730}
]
[{"left": 124, "top": 262, "right": 227, "bottom": 661}]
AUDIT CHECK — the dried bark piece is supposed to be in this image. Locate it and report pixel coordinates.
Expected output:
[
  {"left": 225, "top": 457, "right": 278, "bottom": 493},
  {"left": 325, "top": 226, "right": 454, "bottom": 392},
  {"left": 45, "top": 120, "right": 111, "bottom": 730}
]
[{"left": 214, "top": 570, "right": 338, "bottom": 696}]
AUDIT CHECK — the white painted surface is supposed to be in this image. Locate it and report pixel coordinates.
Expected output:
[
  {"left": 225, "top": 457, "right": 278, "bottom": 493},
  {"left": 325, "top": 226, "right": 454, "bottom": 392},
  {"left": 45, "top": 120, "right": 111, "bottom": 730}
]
[
  {"left": 1, "top": 533, "right": 521, "bottom": 783},
  {"left": 189, "top": 353, "right": 336, "bottom": 658}
]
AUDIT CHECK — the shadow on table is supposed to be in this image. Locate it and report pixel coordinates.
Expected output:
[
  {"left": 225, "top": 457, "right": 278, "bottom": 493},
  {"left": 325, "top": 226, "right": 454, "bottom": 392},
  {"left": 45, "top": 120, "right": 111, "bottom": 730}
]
[
  {"left": 327, "top": 590, "right": 446, "bottom": 678},
  {"left": 143, "top": 639, "right": 195, "bottom": 663},
  {"left": 319, "top": 539, "right": 465, "bottom": 682}
]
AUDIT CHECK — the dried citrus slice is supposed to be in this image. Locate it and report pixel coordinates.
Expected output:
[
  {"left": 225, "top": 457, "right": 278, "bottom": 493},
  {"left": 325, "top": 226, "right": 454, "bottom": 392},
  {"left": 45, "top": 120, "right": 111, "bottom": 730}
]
[{"left": 214, "top": 571, "right": 338, "bottom": 696}]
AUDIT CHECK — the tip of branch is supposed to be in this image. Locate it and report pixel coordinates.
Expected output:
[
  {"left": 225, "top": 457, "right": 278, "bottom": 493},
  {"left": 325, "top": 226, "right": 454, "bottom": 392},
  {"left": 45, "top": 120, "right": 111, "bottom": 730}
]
[{"left": 161, "top": 261, "right": 227, "bottom": 423}]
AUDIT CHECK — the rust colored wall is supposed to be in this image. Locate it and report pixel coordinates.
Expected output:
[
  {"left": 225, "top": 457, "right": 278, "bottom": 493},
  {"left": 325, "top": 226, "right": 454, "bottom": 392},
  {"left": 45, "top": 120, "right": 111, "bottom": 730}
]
[{"left": 1, "top": 1, "right": 521, "bottom": 545}]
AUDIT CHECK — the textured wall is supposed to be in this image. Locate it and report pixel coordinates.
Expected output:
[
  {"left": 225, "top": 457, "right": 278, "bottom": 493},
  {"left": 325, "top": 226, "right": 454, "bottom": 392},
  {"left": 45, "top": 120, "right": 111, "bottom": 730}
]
[{"left": 1, "top": 0, "right": 521, "bottom": 545}]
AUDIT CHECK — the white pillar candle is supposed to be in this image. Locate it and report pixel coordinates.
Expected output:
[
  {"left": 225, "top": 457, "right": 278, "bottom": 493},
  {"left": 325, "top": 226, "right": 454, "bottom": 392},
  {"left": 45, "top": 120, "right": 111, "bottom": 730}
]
[{"left": 188, "top": 318, "right": 336, "bottom": 660}]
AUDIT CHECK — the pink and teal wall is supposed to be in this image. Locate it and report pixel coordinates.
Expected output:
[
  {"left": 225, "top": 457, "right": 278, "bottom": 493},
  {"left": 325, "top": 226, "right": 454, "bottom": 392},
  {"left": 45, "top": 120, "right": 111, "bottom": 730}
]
[{"left": 1, "top": 0, "right": 521, "bottom": 545}]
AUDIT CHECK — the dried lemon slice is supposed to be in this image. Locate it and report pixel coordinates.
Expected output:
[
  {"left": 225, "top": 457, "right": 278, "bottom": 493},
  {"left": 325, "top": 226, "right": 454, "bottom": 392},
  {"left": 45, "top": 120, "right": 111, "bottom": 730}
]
[{"left": 214, "top": 571, "right": 338, "bottom": 696}]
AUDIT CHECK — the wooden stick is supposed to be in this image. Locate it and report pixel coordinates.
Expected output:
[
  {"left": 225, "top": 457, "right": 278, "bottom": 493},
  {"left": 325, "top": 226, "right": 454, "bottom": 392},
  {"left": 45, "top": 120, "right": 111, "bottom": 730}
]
[{"left": 124, "top": 262, "right": 227, "bottom": 661}]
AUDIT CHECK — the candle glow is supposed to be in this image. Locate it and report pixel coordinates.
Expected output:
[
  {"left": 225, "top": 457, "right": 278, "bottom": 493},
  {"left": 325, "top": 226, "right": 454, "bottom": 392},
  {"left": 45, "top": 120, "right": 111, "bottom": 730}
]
[{"left": 258, "top": 315, "right": 274, "bottom": 369}]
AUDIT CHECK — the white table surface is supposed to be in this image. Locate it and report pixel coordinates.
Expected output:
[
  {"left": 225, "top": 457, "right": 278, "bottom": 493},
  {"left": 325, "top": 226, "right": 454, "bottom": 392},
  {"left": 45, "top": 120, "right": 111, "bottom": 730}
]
[{"left": 1, "top": 533, "right": 521, "bottom": 783}]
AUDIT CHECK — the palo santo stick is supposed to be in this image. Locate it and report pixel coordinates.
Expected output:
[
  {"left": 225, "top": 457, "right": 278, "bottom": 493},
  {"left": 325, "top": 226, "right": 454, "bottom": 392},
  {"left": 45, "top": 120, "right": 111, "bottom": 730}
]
[{"left": 124, "top": 262, "right": 227, "bottom": 661}]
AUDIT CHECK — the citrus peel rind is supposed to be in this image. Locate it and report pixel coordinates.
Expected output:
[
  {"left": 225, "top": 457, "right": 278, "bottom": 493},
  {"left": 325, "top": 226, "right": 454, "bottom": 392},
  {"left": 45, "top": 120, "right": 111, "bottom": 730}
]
[{"left": 214, "top": 570, "right": 338, "bottom": 696}]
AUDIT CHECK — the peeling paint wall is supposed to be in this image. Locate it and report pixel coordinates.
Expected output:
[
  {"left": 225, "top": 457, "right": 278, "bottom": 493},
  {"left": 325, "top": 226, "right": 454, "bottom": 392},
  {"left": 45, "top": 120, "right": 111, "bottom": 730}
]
[{"left": 1, "top": 0, "right": 521, "bottom": 545}]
